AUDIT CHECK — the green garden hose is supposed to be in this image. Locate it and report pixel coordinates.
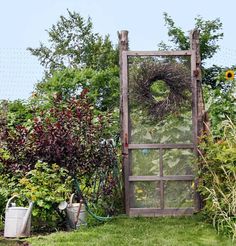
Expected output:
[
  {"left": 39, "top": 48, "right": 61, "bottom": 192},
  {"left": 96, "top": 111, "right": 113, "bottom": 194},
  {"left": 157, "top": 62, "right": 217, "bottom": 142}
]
[{"left": 73, "top": 176, "right": 112, "bottom": 222}]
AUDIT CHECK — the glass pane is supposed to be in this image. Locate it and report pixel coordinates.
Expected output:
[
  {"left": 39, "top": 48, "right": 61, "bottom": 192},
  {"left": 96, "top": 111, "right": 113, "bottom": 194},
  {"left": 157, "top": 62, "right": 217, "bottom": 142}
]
[
  {"left": 131, "top": 181, "right": 160, "bottom": 208},
  {"left": 163, "top": 149, "right": 196, "bottom": 176},
  {"left": 131, "top": 149, "right": 160, "bottom": 176},
  {"left": 129, "top": 57, "right": 192, "bottom": 144},
  {"left": 164, "top": 181, "right": 194, "bottom": 208}
]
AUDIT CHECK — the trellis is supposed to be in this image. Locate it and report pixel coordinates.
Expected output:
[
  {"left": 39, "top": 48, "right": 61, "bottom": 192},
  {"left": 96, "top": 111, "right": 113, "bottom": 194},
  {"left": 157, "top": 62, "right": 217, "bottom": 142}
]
[{"left": 118, "top": 29, "right": 205, "bottom": 216}]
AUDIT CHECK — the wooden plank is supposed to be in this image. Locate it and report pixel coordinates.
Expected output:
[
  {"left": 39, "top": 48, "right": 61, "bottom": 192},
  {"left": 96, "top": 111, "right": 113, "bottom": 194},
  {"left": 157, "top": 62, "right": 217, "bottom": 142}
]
[
  {"left": 191, "top": 30, "right": 209, "bottom": 138},
  {"left": 125, "top": 50, "right": 192, "bottom": 57},
  {"left": 190, "top": 29, "right": 202, "bottom": 212},
  {"left": 129, "top": 175, "right": 195, "bottom": 181},
  {"left": 159, "top": 149, "right": 164, "bottom": 177},
  {"left": 128, "top": 144, "right": 195, "bottom": 149},
  {"left": 118, "top": 30, "right": 129, "bottom": 152},
  {"left": 159, "top": 149, "right": 164, "bottom": 209},
  {"left": 190, "top": 30, "right": 199, "bottom": 154},
  {"left": 122, "top": 48, "right": 130, "bottom": 215},
  {"left": 118, "top": 30, "right": 129, "bottom": 215},
  {"left": 129, "top": 208, "right": 194, "bottom": 217},
  {"left": 128, "top": 150, "right": 134, "bottom": 208},
  {"left": 118, "top": 30, "right": 129, "bottom": 155}
]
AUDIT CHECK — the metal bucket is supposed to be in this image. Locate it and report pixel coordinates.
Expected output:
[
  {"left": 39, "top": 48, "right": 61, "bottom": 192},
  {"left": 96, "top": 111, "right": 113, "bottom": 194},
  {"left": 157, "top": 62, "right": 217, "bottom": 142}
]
[
  {"left": 66, "top": 194, "right": 86, "bottom": 229},
  {"left": 4, "top": 195, "right": 33, "bottom": 238}
]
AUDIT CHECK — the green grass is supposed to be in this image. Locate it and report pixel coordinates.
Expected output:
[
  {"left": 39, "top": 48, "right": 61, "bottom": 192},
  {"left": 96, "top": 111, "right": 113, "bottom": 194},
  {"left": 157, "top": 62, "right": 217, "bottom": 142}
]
[{"left": 23, "top": 215, "right": 234, "bottom": 246}]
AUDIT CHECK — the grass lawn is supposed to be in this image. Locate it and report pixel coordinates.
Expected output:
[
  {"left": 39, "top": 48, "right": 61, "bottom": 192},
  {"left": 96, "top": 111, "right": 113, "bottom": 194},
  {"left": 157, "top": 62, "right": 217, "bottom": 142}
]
[{"left": 1, "top": 215, "right": 233, "bottom": 246}]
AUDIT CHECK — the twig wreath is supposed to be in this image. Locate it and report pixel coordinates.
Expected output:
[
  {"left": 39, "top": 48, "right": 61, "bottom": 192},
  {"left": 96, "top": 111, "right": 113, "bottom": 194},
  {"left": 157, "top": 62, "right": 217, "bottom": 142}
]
[{"left": 129, "top": 61, "right": 191, "bottom": 120}]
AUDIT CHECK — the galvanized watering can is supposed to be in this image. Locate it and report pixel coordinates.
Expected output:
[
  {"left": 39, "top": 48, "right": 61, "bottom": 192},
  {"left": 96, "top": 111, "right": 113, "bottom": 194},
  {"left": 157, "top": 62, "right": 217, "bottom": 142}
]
[
  {"left": 4, "top": 195, "right": 34, "bottom": 238},
  {"left": 59, "top": 193, "right": 86, "bottom": 229}
]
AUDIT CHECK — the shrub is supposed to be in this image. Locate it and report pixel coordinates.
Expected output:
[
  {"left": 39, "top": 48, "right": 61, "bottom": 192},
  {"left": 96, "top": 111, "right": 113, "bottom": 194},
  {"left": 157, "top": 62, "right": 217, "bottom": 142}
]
[
  {"left": 0, "top": 161, "right": 72, "bottom": 232},
  {"left": 198, "top": 119, "right": 236, "bottom": 240},
  {"left": 203, "top": 74, "right": 236, "bottom": 137},
  {"left": 0, "top": 91, "right": 122, "bottom": 230}
]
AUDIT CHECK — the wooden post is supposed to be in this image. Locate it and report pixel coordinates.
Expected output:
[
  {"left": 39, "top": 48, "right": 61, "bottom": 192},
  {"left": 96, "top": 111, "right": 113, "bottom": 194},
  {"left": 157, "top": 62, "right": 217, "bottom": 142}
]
[
  {"left": 190, "top": 29, "right": 205, "bottom": 210},
  {"left": 118, "top": 31, "right": 129, "bottom": 126},
  {"left": 190, "top": 29, "right": 209, "bottom": 138},
  {"left": 118, "top": 30, "right": 129, "bottom": 214}
]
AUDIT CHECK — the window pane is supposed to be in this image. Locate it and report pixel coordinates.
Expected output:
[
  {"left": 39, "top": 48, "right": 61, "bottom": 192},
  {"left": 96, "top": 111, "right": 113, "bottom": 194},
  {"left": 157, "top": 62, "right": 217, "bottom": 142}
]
[
  {"left": 131, "top": 149, "right": 160, "bottom": 176},
  {"left": 164, "top": 181, "right": 194, "bottom": 208},
  {"left": 131, "top": 181, "right": 160, "bottom": 208},
  {"left": 163, "top": 149, "right": 196, "bottom": 176}
]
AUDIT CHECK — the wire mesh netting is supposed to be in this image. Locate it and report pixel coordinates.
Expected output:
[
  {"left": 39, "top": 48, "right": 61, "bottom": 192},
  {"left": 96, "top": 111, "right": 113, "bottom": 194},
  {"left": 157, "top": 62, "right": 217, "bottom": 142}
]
[
  {"left": 0, "top": 48, "right": 44, "bottom": 100},
  {"left": 128, "top": 56, "right": 193, "bottom": 144},
  {"left": 206, "top": 46, "right": 236, "bottom": 68},
  {"left": 127, "top": 55, "right": 196, "bottom": 211}
]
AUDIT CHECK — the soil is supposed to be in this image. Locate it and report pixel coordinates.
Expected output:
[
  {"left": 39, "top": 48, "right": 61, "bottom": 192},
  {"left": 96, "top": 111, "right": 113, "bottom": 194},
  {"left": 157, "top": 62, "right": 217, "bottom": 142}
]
[
  {"left": 0, "top": 231, "right": 30, "bottom": 246},
  {"left": 0, "top": 238, "right": 30, "bottom": 246}
]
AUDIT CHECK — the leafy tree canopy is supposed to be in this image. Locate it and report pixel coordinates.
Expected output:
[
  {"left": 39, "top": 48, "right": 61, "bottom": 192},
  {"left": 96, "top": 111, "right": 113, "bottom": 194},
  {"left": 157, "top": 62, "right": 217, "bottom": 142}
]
[
  {"left": 158, "top": 13, "right": 224, "bottom": 88},
  {"left": 28, "top": 10, "right": 119, "bottom": 77},
  {"left": 159, "top": 13, "right": 224, "bottom": 62},
  {"left": 31, "top": 67, "right": 119, "bottom": 112}
]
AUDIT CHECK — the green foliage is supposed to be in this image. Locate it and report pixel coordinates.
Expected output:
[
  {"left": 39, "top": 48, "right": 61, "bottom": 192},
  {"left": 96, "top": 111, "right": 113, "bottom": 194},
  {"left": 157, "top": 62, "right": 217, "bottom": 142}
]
[
  {"left": 194, "top": 16, "right": 223, "bottom": 61},
  {"left": 0, "top": 10, "right": 122, "bottom": 233},
  {"left": 4, "top": 161, "right": 72, "bottom": 231},
  {"left": 203, "top": 73, "right": 236, "bottom": 136},
  {"left": 202, "top": 65, "right": 224, "bottom": 88},
  {"left": 159, "top": 13, "right": 224, "bottom": 89},
  {"left": 0, "top": 93, "right": 122, "bottom": 229},
  {"left": 31, "top": 67, "right": 120, "bottom": 112},
  {"left": 27, "top": 10, "right": 120, "bottom": 114},
  {"left": 0, "top": 168, "right": 9, "bottom": 218},
  {"left": 130, "top": 108, "right": 193, "bottom": 144},
  {"left": 198, "top": 119, "right": 236, "bottom": 240},
  {"left": 160, "top": 13, "right": 223, "bottom": 61},
  {"left": 6, "top": 100, "right": 34, "bottom": 128},
  {"left": 18, "top": 162, "right": 72, "bottom": 212},
  {"left": 28, "top": 10, "right": 118, "bottom": 77}
]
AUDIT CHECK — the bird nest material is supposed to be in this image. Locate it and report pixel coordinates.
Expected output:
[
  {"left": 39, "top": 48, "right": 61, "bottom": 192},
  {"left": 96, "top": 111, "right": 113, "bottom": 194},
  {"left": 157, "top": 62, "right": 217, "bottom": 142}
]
[{"left": 129, "top": 61, "right": 191, "bottom": 120}]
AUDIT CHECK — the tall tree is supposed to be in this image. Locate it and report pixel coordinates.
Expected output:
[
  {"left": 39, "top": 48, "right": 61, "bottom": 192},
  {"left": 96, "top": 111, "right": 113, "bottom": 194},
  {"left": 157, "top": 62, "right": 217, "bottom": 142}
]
[
  {"left": 27, "top": 10, "right": 120, "bottom": 113},
  {"left": 159, "top": 13, "right": 224, "bottom": 61},
  {"left": 28, "top": 10, "right": 118, "bottom": 77},
  {"left": 158, "top": 13, "right": 224, "bottom": 88}
]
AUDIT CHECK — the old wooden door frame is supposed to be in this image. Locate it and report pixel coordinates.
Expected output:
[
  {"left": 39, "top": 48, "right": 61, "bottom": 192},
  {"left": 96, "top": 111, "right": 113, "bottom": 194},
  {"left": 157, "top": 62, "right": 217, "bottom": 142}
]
[{"left": 119, "top": 29, "right": 202, "bottom": 216}]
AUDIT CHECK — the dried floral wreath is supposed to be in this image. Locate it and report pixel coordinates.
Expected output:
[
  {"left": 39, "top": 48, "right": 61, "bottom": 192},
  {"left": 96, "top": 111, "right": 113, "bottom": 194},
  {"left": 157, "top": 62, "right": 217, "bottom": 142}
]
[{"left": 129, "top": 61, "right": 191, "bottom": 120}]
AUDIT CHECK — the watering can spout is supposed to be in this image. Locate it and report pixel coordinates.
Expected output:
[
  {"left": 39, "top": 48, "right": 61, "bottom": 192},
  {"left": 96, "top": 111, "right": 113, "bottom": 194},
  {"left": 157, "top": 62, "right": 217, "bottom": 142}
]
[{"left": 20, "top": 201, "right": 34, "bottom": 235}]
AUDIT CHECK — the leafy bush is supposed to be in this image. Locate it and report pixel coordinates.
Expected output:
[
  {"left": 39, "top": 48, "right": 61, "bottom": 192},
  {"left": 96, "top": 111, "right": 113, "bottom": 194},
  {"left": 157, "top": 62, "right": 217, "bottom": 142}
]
[
  {"left": 3, "top": 100, "right": 32, "bottom": 128},
  {"left": 0, "top": 161, "right": 72, "bottom": 232},
  {"left": 198, "top": 119, "right": 236, "bottom": 239},
  {"left": 1, "top": 91, "right": 115, "bottom": 175},
  {"left": 32, "top": 67, "right": 120, "bottom": 112},
  {"left": 203, "top": 73, "right": 236, "bottom": 137},
  {"left": 0, "top": 91, "right": 122, "bottom": 230}
]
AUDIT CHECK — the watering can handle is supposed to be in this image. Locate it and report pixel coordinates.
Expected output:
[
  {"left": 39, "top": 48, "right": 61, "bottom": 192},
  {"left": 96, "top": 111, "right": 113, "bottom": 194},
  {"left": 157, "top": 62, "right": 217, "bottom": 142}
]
[
  {"left": 69, "top": 193, "right": 75, "bottom": 207},
  {"left": 20, "top": 201, "right": 34, "bottom": 235},
  {"left": 5, "top": 195, "right": 18, "bottom": 210},
  {"left": 5, "top": 195, "right": 31, "bottom": 210}
]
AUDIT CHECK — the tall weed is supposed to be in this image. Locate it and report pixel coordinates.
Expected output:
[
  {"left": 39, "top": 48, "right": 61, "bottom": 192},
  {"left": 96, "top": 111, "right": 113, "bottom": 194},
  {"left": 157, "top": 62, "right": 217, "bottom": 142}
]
[{"left": 198, "top": 119, "right": 236, "bottom": 240}]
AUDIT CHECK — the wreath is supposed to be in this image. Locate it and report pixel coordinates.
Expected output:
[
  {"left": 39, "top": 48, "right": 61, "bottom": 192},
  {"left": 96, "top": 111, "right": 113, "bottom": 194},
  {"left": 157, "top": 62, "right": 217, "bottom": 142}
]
[{"left": 129, "top": 61, "right": 191, "bottom": 120}]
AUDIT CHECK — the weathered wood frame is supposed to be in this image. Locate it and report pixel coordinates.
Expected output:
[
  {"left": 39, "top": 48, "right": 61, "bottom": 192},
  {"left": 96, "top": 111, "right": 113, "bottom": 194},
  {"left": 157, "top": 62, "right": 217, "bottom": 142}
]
[{"left": 119, "top": 30, "right": 202, "bottom": 216}]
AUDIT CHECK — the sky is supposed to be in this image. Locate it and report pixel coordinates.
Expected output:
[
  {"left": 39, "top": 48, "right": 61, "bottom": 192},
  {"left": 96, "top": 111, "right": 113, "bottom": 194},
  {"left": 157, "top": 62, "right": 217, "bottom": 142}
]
[{"left": 0, "top": 0, "right": 236, "bottom": 100}]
